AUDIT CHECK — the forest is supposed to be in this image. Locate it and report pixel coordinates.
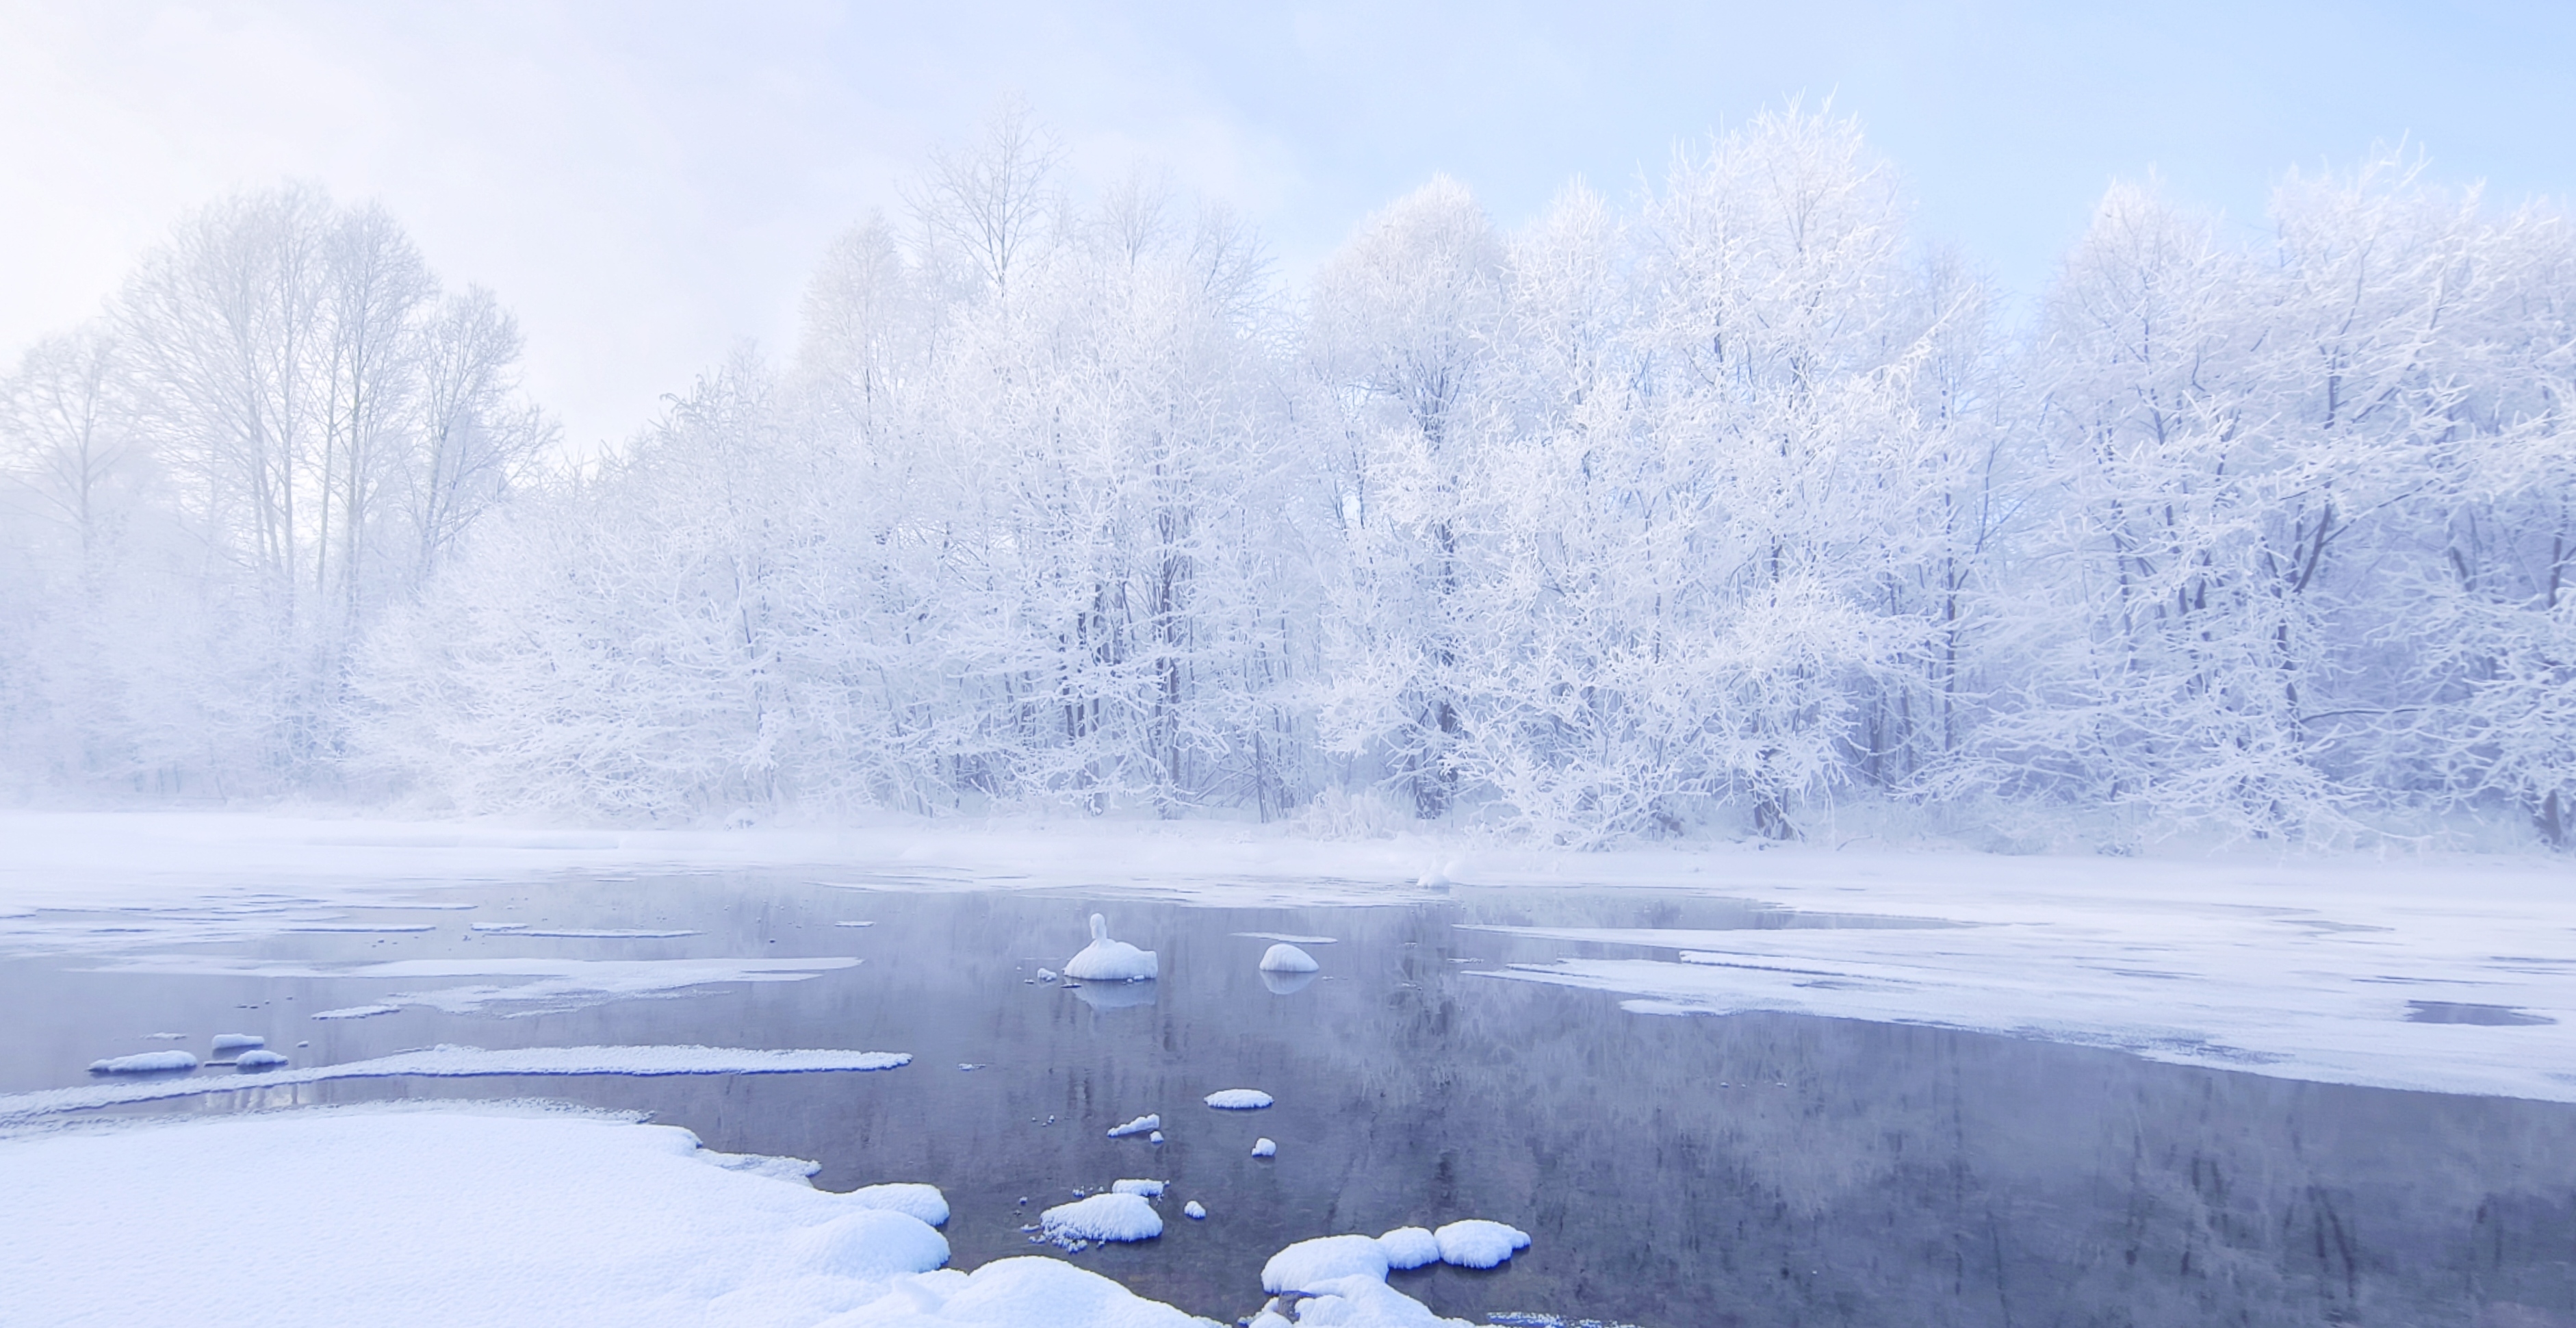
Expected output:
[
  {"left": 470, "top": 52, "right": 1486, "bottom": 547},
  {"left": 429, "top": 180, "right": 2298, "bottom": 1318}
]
[{"left": 3, "top": 109, "right": 2570, "bottom": 850}]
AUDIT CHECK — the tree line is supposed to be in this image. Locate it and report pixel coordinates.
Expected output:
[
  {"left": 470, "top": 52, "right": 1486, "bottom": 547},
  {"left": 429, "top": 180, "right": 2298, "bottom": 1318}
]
[{"left": 5, "top": 110, "right": 2570, "bottom": 849}]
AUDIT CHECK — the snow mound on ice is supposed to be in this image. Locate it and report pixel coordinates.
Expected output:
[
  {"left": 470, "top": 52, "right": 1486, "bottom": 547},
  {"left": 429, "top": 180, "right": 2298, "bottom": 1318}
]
[
  {"left": 1106, "top": 1114, "right": 1160, "bottom": 1138},
  {"left": 1204, "top": 1088, "right": 1274, "bottom": 1110},
  {"left": 1039, "top": 1193, "right": 1163, "bottom": 1244},
  {"left": 1376, "top": 1227, "right": 1440, "bottom": 1270},
  {"left": 234, "top": 1050, "right": 288, "bottom": 1069},
  {"left": 845, "top": 1183, "right": 949, "bottom": 1227},
  {"left": 1432, "top": 1220, "right": 1529, "bottom": 1269},
  {"left": 1285, "top": 1273, "right": 1478, "bottom": 1327},
  {"left": 1251, "top": 1137, "right": 1276, "bottom": 1158},
  {"left": 89, "top": 1050, "right": 195, "bottom": 1074},
  {"left": 211, "top": 1034, "right": 264, "bottom": 1051},
  {"left": 823, "top": 1254, "right": 1213, "bottom": 1327},
  {"left": 1110, "top": 1179, "right": 1165, "bottom": 1197},
  {"left": 1063, "top": 914, "right": 1157, "bottom": 982},
  {"left": 1258, "top": 944, "right": 1319, "bottom": 974},
  {"left": 1262, "top": 1235, "right": 1389, "bottom": 1292}
]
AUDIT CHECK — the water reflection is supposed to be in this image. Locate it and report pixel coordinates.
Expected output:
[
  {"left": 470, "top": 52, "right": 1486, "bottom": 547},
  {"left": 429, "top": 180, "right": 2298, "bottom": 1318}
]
[{"left": 1, "top": 877, "right": 2571, "bottom": 1327}]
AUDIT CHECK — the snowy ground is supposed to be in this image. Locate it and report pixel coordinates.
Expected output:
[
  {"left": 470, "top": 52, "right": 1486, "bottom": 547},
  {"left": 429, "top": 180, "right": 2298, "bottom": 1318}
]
[{"left": 2, "top": 807, "right": 2571, "bottom": 1102}]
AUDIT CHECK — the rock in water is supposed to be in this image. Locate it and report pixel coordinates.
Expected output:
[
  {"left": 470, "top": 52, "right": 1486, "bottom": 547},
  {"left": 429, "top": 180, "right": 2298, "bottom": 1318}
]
[
  {"left": 1064, "top": 912, "right": 1159, "bottom": 982},
  {"left": 1257, "top": 943, "right": 1319, "bottom": 973}
]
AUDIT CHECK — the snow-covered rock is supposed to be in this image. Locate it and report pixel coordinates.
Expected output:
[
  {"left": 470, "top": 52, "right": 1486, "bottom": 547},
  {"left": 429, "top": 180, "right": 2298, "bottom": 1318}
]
[
  {"left": 233, "top": 1049, "right": 288, "bottom": 1069},
  {"left": 1106, "top": 1114, "right": 1159, "bottom": 1138},
  {"left": 1109, "top": 1179, "right": 1165, "bottom": 1197},
  {"left": 1183, "top": 1200, "right": 1207, "bottom": 1220},
  {"left": 211, "top": 1034, "right": 265, "bottom": 1051},
  {"left": 823, "top": 1254, "right": 1210, "bottom": 1327},
  {"left": 1204, "top": 1088, "right": 1273, "bottom": 1110},
  {"left": 1375, "top": 1227, "right": 1440, "bottom": 1270},
  {"left": 1262, "top": 1235, "right": 1390, "bottom": 1292},
  {"left": 1432, "top": 1220, "right": 1529, "bottom": 1268},
  {"left": 1258, "top": 944, "right": 1319, "bottom": 974},
  {"left": 1251, "top": 1137, "right": 1276, "bottom": 1158},
  {"left": 845, "top": 1182, "right": 949, "bottom": 1227},
  {"left": 88, "top": 1050, "right": 196, "bottom": 1074},
  {"left": 1039, "top": 1193, "right": 1163, "bottom": 1244},
  {"left": 1287, "top": 1273, "right": 1476, "bottom": 1326},
  {"left": 1063, "top": 914, "right": 1157, "bottom": 982}
]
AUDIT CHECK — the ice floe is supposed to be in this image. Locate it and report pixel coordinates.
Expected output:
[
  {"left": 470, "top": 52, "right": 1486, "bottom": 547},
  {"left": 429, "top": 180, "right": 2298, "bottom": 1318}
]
[
  {"left": 844, "top": 1183, "right": 950, "bottom": 1227},
  {"left": 1232, "top": 932, "right": 1337, "bottom": 946},
  {"left": 1432, "top": 1220, "right": 1529, "bottom": 1269},
  {"left": 1038, "top": 1193, "right": 1163, "bottom": 1246},
  {"left": 1110, "top": 1179, "right": 1165, "bottom": 1197},
  {"left": 3, "top": 1045, "right": 910, "bottom": 1125},
  {"left": 96, "top": 955, "right": 859, "bottom": 1017},
  {"left": 309, "top": 1004, "right": 400, "bottom": 1020},
  {"left": 1105, "top": 1114, "right": 1159, "bottom": 1138},
  {"left": 1063, "top": 913, "right": 1157, "bottom": 982},
  {"left": 1258, "top": 944, "right": 1320, "bottom": 974},
  {"left": 1263, "top": 1235, "right": 1389, "bottom": 1292},
  {"left": 88, "top": 1050, "right": 195, "bottom": 1074},
  {"left": 1205, "top": 1088, "right": 1274, "bottom": 1110},
  {"left": 1376, "top": 1227, "right": 1440, "bottom": 1270},
  {"left": 211, "top": 1034, "right": 264, "bottom": 1051},
  {"left": 1251, "top": 1137, "right": 1276, "bottom": 1158}
]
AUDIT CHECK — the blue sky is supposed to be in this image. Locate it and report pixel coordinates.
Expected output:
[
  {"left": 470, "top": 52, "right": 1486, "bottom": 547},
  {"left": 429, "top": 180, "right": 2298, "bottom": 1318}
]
[{"left": 4, "top": 1, "right": 2570, "bottom": 450}]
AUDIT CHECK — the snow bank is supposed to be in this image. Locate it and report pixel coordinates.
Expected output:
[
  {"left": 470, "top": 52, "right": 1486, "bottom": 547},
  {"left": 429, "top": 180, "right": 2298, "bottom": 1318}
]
[
  {"left": 1432, "top": 1220, "right": 1528, "bottom": 1269},
  {"left": 88, "top": 1050, "right": 195, "bottom": 1074},
  {"left": 1105, "top": 1114, "right": 1159, "bottom": 1138},
  {"left": 1258, "top": 944, "right": 1320, "bottom": 974},
  {"left": 1063, "top": 914, "right": 1157, "bottom": 982},
  {"left": 1262, "top": 1235, "right": 1389, "bottom": 1292},
  {"left": 1205, "top": 1088, "right": 1274, "bottom": 1110},
  {"left": 2, "top": 1045, "right": 910, "bottom": 1126},
  {"left": 1110, "top": 1179, "right": 1165, "bottom": 1197},
  {"left": 1038, "top": 1193, "right": 1163, "bottom": 1244},
  {"left": 844, "top": 1183, "right": 949, "bottom": 1227},
  {"left": 211, "top": 1034, "right": 264, "bottom": 1051},
  {"left": 1375, "top": 1227, "right": 1440, "bottom": 1270},
  {"left": 0, "top": 1106, "right": 960, "bottom": 1328},
  {"left": 1251, "top": 1137, "right": 1276, "bottom": 1158}
]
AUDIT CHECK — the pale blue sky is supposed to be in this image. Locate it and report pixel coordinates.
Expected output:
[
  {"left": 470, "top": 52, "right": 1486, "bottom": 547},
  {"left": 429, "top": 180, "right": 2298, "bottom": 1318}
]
[{"left": 4, "top": 1, "right": 2570, "bottom": 450}]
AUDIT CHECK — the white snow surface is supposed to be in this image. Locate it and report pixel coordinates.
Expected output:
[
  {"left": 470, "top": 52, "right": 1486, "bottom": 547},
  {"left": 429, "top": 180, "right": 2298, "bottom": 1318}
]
[
  {"left": 1, "top": 1045, "right": 910, "bottom": 1126},
  {"left": 1258, "top": 943, "right": 1321, "bottom": 974},
  {"left": 88, "top": 1049, "right": 196, "bottom": 1073},
  {"left": 1105, "top": 1114, "right": 1160, "bottom": 1138},
  {"left": 0, "top": 1106, "right": 967, "bottom": 1328},
  {"left": 817, "top": 1256, "right": 1216, "bottom": 1327},
  {"left": 8, "top": 808, "right": 2576, "bottom": 1099},
  {"left": 1281, "top": 1275, "right": 1473, "bottom": 1327},
  {"left": 1063, "top": 913, "right": 1158, "bottom": 982},
  {"left": 1262, "top": 1236, "right": 1390, "bottom": 1292},
  {"left": 1375, "top": 1227, "right": 1441, "bottom": 1270},
  {"left": 1038, "top": 1192, "right": 1163, "bottom": 1244},
  {"left": 1205, "top": 1088, "right": 1274, "bottom": 1110},
  {"left": 844, "top": 1183, "right": 950, "bottom": 1227},
  {"left": 1111, "top": 1178, "right": 1166, "bottom": 1197},
  {"left": 1431, "top": 1221, "right": 1528, "bottom": 1269}
]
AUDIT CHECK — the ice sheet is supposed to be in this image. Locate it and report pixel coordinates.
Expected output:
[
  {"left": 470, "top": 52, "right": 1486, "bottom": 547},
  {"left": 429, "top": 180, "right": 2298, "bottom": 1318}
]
[
  {"left": 0, "top": 1044, "right": 911, "bottom": 1126},
  {"left": 87, "top": 955, "right": 860, "bottom": 1016}
]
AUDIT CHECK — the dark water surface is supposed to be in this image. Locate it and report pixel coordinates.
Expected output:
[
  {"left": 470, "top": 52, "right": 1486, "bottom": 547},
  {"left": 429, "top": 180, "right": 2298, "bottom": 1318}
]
[{"left": 5, "top": 873, "right": 2574, "bottom": 1327}]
